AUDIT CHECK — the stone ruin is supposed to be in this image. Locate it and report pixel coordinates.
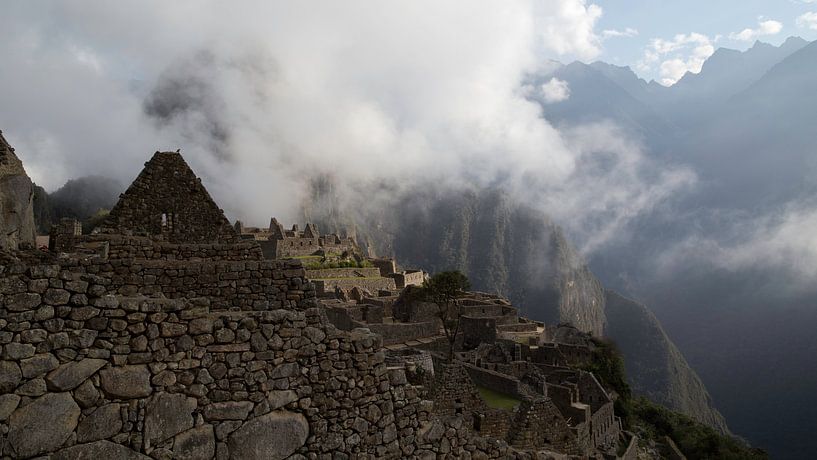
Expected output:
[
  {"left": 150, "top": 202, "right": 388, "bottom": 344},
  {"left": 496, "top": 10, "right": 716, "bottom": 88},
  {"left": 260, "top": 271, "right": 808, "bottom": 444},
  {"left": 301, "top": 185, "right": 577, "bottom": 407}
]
[
  {"left": 101, "top": 151, "right": 239, "bottom": 244},
  {"left": 0, "top": 144, "right": 641, "bottom": 459},
  {"left": 236, "top": 218, "right": 358, "bottom": 260}
]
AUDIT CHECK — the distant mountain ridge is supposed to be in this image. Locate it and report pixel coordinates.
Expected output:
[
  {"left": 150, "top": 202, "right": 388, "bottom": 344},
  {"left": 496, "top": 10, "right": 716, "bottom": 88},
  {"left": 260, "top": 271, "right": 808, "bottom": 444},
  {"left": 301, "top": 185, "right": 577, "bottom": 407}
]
[{"left": 534, "top": 36, "right": 817, "bottom": 458}]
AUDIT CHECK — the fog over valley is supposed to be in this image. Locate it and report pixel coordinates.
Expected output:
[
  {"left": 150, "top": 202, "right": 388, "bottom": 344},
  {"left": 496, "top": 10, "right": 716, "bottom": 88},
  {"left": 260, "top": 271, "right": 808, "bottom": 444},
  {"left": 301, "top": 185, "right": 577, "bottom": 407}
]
[{"left": 3, "top": 1, "right": 817, "bottom": 458}]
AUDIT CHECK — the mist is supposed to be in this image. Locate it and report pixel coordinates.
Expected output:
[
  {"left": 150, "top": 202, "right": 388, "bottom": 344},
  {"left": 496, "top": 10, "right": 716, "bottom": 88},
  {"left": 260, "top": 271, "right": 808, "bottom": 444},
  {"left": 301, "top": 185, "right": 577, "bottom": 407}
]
[{"left": 0, "top": 0, "right": 691, "bottom": 258}]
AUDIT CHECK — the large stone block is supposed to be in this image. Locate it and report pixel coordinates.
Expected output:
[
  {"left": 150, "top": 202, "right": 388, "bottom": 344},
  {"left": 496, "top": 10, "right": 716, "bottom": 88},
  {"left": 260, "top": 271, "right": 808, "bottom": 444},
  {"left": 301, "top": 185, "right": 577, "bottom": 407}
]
[
  {"left": 0, "top": 394, "right": 20, "bottom": 421},
  {"left": 227, "top": 410, "right": 309, "bottom": 460},
  {"left": 77, "top": 403, "right": 123, "bottom": 442},
  {"left": 144, "top": 392, "right": 197, "bottom": 447},
  {"left": 174, "top": 425, "right": 216, "bottom": 460},
  {"left": 20, "top": 353, "right": 59, "bottom": 378},
  {"left": 51, "top": 440, "right": 151, "bottom": 460},
  {"left": 0, "top": 361, "right": 21, "bottom": 393},
  {"left": 202, "top": 401, "right": 254, "bottom": 421},
  {"left": 7, "top": 392, "right": 80, "bottom": 458},
  {"left": 46, "top": 358, "right": 107, "bottom": 391},
  {"left": 99, "top": 365, "right": 152, "bottom": 398}
]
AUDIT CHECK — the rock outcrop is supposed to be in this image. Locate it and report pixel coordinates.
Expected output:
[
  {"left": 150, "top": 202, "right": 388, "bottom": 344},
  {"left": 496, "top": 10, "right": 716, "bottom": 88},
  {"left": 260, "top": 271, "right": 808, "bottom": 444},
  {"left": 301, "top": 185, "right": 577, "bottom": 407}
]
[{"left": 0, "top": 130, "right": 36, "bottom": 250}]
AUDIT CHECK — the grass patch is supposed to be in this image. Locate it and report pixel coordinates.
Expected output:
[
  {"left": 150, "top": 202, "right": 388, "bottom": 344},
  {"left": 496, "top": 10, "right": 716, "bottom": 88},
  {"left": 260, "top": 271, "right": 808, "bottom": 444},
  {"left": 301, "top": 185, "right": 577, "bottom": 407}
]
[
  {"left": 286, "top": 255, "right": 323, "bottom": 260},
  {"left": 476, "top": 385, "right": 520, "bottom": 410}
]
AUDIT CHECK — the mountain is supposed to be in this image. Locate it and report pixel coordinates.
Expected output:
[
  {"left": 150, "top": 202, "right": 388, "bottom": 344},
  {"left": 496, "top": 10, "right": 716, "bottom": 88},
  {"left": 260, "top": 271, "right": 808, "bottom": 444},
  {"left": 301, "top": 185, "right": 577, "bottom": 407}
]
[
  {"left": 32, "top": 175, "right": 123, "bottom": 234},
  {"left": 534, "top": 37, "right": 817, "bottom": 458}
]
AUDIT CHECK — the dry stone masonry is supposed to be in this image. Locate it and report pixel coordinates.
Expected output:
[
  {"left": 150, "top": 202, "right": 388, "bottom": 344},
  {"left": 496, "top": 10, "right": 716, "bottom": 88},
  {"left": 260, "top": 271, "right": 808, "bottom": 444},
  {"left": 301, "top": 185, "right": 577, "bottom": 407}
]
[{"left": 1, "top": 148, "right": 639, "bottom": 459}]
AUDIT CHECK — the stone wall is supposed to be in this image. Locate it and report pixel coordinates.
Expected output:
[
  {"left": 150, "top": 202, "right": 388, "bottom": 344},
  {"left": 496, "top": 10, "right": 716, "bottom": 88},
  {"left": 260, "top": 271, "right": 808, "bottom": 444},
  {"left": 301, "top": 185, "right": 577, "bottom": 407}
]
[
  {"left": 312, "top": 277, "right": 396, "bottom": 296},
  {"left": 304, "top": 267, "right": 381, "bottom": 279},
  {"left": 1, "top": 255, "right": 572, "bottom": 459},
  {"left": 464, "top": 363, "right": 525, "bottom": 400},
  {"left": 76, "top": 235, "right": 264, "bottom": 262}
]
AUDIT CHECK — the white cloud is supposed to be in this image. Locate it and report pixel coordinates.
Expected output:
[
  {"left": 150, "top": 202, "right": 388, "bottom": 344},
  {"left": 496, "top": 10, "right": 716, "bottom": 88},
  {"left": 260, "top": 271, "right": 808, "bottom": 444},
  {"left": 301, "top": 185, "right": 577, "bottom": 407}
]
[
  {"left": 637, "top": 33, "right": 715, "bottom": 86},
  {"left": 539, "top": 77, "right": 571, "bottom": 103},
  {"left": 602, "top": 27, "right": 639, "bottom": 39},
  {"left": 0, "top": 1, "right": 693, "bottom": 254},
  {"left": 729, "top": 19, "right": 783, "bottom": 42},
  {"left": 654, "top": 202, "right": 817, "bottom": 289},
  {"left": 533, "top": 1, "right": 604, "bottom": 60},
  {"left": 797, "top": 12, "right": 817, "bottom": 30}
]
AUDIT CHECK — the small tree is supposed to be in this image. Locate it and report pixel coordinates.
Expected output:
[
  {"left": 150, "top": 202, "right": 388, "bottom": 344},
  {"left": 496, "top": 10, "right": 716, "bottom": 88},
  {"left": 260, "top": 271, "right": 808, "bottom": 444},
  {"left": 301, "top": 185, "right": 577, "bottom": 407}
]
[{"left": 420, "top": 271, "right": 471, "bottom": 360}]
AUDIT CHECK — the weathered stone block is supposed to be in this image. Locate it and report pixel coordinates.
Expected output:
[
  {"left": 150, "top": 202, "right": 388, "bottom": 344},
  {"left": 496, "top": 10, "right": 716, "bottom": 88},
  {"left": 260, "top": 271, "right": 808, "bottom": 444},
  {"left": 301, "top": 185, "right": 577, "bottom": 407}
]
[
  {"left": 77, "top": 403, "right": 123, "bottom": 442},
  {"left": 51, "top": 440, "right": 150, "bottom": 460},
  {"left": 74, "top": 379, "right": 99, "bottom": 408},
  {"left": 267, "top": 390, "right": 298, "bottom": 410},
  {"left": 4, "top": 342, "right": 35, "bottom": 360},
  {"left": 0, "top": 393, "right": 21, "bottom": 421},
  {"left": 46, "top": 358, "right": 107, "bottom": 391},
  {"left": 6, "top": 292, "right": 41, "bottom": 311},
  {"left": 227, "top": 410, "right": 309, "bottom": 460},
  {"left": 144, "top": 392, "right": 197, "bottom": 447},
  {"left": 99, "top": 365, "right": 152, "bottom": 398},
  {"left": 17, "top": 377, "right": 47, "bottom": 396},
  {"left": 202, "top": 401, "right": 254, "bottom": 421},
  {"left": 7, "top": 392, "right": 80, "bottom": 458},
  {"left": 173, "top": 424, "right": 216, "bottom": 460},
  {"left": 0, "top": 360, "right": 22, "bottom": 393}
]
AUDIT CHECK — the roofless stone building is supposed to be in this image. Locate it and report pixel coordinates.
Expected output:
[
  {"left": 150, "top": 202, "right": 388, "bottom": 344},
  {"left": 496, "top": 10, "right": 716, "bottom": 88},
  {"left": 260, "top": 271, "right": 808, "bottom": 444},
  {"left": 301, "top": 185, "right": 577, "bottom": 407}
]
[{"left": 102, "top": 151, "right": 239, "bottom": 243}]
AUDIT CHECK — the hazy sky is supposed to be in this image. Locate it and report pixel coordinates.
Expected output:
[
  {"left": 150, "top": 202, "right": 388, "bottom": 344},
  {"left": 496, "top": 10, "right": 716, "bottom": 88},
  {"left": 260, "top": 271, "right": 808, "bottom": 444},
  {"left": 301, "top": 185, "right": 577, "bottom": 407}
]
[
  {"left": 0, "top": 0, "right": 811, "bottom": 249},
  {"left": 596, "top": 0, "right": 817, "bottom": 84}
]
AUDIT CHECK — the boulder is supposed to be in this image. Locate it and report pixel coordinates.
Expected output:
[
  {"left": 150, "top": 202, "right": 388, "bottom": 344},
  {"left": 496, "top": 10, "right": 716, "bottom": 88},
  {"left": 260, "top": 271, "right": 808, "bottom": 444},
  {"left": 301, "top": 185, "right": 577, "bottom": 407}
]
[
  {"left": 0, "top": 361, "right": 21, "bottom": 393},
  {"left": 173, "top": 425, "right": 216, "bottom": 460},
  {"left": 144, "top": 392, "right": 197, "bottom": 447},
  {"left": 7, "top": 392, "right": 80, "bottom": 458},
  {"left": 99, "top": 365, "right": 152, "bottom": 398},
  {"left": 51, "top": 440, "right": 150, "bottom": 460},
  {"left": 228, "top": 410, "right": 309, "bottom": 460},
  {"left": 77, "top": 403, "right": 123, "bottom": 442},
  {"left": 46, "top": 358, "right": 107, "bottom": 391}
]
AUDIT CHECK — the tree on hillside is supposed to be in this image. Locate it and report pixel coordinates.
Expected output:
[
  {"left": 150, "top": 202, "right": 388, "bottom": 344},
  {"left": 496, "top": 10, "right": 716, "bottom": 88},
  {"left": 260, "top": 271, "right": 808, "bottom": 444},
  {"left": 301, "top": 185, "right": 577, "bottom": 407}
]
[{"left": 418, "top": 271, "right": 471, "bottom": 360}]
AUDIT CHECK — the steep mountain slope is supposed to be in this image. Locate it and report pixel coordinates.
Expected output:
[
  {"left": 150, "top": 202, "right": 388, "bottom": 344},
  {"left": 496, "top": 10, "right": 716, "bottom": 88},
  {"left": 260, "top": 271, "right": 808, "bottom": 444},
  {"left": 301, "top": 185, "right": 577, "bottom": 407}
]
[
  {"left": 604, "top": 290, "right": 729, "bottom": 433},
  {"left": 531, "top": 62, "right": 676, "bottom": 153},
  {"left": 0, "top": 130, "right": 36, "bottom": 250}
]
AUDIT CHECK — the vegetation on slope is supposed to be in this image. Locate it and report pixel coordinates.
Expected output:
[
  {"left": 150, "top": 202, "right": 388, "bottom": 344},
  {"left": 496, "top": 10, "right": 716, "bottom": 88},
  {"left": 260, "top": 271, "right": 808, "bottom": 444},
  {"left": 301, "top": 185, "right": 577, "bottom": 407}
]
[{"left": 586, "top": 338, "right": 767, "bottom": 459}]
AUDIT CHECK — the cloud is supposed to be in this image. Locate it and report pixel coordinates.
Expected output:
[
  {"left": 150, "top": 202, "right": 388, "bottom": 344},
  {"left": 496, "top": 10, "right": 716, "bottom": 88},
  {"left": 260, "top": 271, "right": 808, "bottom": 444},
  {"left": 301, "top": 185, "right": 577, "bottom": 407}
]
[
  {"left": 729, "top": 19, "right": 784, "bottom": 42},
  {"left": 0, "top": 1, "right": 693, "bottom": 254},
  {"left": 653, "top": 201, "right": 817, "bottom": 290},
  {"left": 637, "top": 33, "right": 715, "bottom": 86},
  {"left": 602, "top": 28, "right": 639, "bottom": 39},
  {"left": 538, "top": 78, "right": 571, "bottom": 103},
  {"left": 797, "top": 12, "right": 817, "bottom": 30}
]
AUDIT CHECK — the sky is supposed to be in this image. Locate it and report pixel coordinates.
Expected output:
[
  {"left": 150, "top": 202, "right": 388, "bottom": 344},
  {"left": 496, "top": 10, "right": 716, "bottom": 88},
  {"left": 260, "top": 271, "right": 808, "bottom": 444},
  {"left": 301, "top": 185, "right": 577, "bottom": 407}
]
[
  {"left": 596, "top": 0, "right": 817, "bottom": 84},
  {"left": 0, "top": 0, "right": 814, "bottom": 243}
]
